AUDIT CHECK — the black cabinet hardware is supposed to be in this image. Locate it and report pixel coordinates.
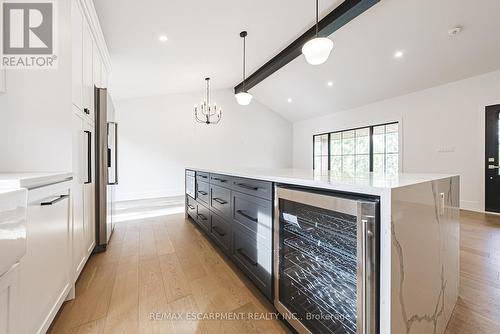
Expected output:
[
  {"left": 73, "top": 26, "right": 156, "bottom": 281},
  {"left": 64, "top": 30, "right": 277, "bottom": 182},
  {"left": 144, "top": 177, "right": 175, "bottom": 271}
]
[
  {"left": 213, "top": 197, "right": 228, "bottom": 205},
  {"left": 236, "top": 210, "right": 258, "bottom": 222},
  {"left": 237, "top": 248, "right": 257, "bottom": 266},
  {"left": 199, "top": 174, "right": 208, "bottom": 179},
  {"left": 84, "top": 130, "right": 92, "bottom": 184},
  {"left": 236, "top": 183, "right": 259, "bottom": 191},
  {"left": 41, "top": 194, "right": 69, "bottom": 206},
  {"left": 212, "top": 177, "right": 227, "bottom": 183},
  {"left": 198, "top": 213, "right": 208, "bottom": 221},
  {"left": 84, "top": 108, "right": 90, "bottom": 115},
  {"left": 187, "top": 204, "right": 195, "bottom": 210},
  {"left": 212, "top": 226, "right": 226, "bottom": 237},
  {"left": 198, "top": 190, "right": 208, "bottom": 195}
]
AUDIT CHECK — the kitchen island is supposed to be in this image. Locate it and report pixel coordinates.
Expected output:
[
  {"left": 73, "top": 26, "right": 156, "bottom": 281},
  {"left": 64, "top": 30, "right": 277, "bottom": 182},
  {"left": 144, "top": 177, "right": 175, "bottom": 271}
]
[{"left": 185, "top": 168, "right": 459, "bottom": 334}]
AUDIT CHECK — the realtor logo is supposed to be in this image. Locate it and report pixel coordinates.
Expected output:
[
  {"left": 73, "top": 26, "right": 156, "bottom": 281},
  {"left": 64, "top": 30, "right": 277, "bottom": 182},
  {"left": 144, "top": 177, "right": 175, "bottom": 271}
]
[{"left": 1, "top": 0, "right": 57, "bottom": 69}]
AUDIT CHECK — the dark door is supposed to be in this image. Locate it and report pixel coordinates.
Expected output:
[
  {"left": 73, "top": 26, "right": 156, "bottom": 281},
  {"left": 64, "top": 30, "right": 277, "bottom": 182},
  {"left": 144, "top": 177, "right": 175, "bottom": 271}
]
[{"left": 485, "top": 105, "right": 500, "bottom": 213}]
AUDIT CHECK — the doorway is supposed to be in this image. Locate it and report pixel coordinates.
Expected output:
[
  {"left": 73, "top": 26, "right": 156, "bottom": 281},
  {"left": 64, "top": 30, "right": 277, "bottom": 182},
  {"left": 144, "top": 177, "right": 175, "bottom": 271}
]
[{"left": 485, "top": 104, "right": 500, "bottom": 213}]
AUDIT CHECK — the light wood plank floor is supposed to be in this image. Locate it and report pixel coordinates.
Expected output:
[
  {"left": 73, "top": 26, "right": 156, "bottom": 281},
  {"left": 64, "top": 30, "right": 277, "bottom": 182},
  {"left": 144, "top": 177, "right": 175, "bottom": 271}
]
[{"left": 48, "top": 207, "right": 500, "bottom": 334}]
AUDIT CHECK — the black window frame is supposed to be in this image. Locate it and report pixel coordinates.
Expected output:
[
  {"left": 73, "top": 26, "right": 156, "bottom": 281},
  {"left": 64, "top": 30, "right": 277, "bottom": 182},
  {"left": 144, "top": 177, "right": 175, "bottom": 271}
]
[{"left": 313, "top": 121, "right": 399, "bottom": 172}]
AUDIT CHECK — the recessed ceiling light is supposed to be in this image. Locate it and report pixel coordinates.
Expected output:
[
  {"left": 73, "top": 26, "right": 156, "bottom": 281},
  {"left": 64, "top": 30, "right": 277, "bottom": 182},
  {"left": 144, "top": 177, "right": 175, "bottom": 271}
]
[
  {"left": 287, "top": 98, "right": 293, "bottom": 103},
  {"left": 394, "top": 50, "right": 404, "bottom": 59},
  {"left": 159, "top": 35, "right": 168, "bottom": 42},
  {"left": 448, "top": 26, "right": 462, "bottom": 36},
  {"left": 327, "top": 81, "right": 334, "bottom": 87}
]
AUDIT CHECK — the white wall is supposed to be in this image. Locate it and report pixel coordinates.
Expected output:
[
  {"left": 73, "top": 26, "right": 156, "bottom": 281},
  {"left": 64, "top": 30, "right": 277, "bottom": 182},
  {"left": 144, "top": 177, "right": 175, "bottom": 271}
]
[
  {"left": 0, "top": 1, "right": 72, "bottom": 172},
  {"left": 115, "top": 89, "right": 292, "bottom": 201},
  {"left": 293, "top": 70, "right": 500, "bottom": 212}
]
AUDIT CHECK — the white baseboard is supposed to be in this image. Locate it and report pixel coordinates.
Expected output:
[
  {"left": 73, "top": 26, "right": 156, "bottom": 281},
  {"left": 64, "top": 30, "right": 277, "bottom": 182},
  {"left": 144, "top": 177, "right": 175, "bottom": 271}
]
[
  {"left": 115, "top": 189, "right": 183, "bottom": 202},
  {"left": 460, "top": 200, "right": 482, "bottom": 213}
]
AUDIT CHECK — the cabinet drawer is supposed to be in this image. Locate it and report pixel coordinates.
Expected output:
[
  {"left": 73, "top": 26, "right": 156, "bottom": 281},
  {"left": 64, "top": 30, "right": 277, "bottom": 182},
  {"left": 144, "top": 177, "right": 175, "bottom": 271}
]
[
  {"left": 233, "top": 192, "right": 272, "bottom": 248},
  {"left": 210, "top": 173, "right": 232, "bottom": 188},
  {"left": 196, "top": 171, "right": 209, "bottom": 183},
  {"left": 210, "top": 184, "right": 231, "bottom": 218},
  {"left": 196, "top": 180, "right": 209, "bottom": 204},
  {"left": 196, "top": 203, "right": 210, "bottom": 232},
  {"left": 186, "top": 196, "right": 197, "bottom": 220},
  {"left": 232, "top": 177, "right": 272, "bottom": 200},
  {"left": 210, "top": 212, "right": 231, "bottom": 253},
  {"left": 232, "top": 226, "right": 272, "bottom": 299}
]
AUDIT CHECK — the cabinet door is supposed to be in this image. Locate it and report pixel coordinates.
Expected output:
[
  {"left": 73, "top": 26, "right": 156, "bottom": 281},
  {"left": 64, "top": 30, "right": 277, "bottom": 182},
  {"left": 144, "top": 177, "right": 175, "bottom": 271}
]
[
  {"left": 71, "top": 0, "right": 83, "bottom": 110},
  {"left": 72, "top": 111, "right": 86, "bottom": 277},
  {"left": 83, "top": 121, "right": 96, "bottom": 255},
  {"left": 20, "top": 182, "right": 71, "bottom": 334},
  {"left": 0, "top": 264, "right": 20, "bottom": 334},
  {"left": 93, "top": 41, "right": 102, "bottom": 88},
  {"left": 82, "top": 22, "right": 94, "bottom": 121}
]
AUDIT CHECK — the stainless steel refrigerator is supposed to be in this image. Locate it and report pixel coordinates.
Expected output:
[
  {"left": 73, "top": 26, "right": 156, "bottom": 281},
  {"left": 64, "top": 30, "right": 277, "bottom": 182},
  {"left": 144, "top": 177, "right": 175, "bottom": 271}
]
[{"left": 95, "top": 87, "right": 118, "bottom": 252}]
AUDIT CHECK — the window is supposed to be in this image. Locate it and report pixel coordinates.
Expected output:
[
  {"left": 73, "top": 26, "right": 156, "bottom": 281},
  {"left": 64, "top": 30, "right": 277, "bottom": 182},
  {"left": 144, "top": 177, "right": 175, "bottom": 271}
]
[{"left": 313, "top": 122, "right": 399, "bottom": 176}]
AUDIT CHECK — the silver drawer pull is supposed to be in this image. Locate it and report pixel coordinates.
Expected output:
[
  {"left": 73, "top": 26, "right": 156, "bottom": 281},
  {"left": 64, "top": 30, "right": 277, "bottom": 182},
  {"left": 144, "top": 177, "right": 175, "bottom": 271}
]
[
  {"left": 198, "top": 190, "right": 208, "bottom": 195},
  {"left": 213, "top": 198, "right": 228, "bottom": 205},
  {"left": 187, "top": 204, "right": 195, "bottom": 210},
  {"left": 41, "top": 194, "right": 69, "bottom": 206},
  {"left": 197, "top": 213, "right": 208, "bottom": 221}
]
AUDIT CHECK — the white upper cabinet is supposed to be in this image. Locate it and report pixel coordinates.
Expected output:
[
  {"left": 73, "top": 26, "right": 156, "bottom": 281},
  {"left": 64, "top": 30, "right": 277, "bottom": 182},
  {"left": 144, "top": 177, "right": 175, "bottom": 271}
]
[
  {"left": 93, "top": 41, "right": 102, "bottom": 88},
  {"left": 71, "top": 0, "right": 83, "bottom": 110},
  {"left": 82, "top": 21, "right": 94, "bottom": 121}
]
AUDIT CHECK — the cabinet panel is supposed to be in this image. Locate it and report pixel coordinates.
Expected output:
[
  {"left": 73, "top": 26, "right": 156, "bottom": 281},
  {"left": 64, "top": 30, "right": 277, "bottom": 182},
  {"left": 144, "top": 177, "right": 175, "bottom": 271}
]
[
  {"left": 232, "top": 177, "right": 272, "bottom": 200},
  {"left": 93, "top": 41, "right": 102, "bottom": 88},
  {"left": 209, "top": 173, "right": 232, "bottom": 188},
  {"left": 186, "top": 195, "right": 197, "bottom": 220},
  {"left": 71, "top": 0, "right": 83, "bottom": 110},
  {"left": 20, "top": 182, "right": 71, "bottom": 334},
  {"left": 83, "top": 122, "right": 96, "bottom": 255},
  {"left": 210, "top": 184, "right": 231, "bottom": 218},
  {"left": 196, "top": 180, "right": 209, "bottom": 205},
  {"left": 196, "top": 203, "right": 210, "bottom": 232},
  {"left": 0, "top": 264, "right": 20, "bottom": 334},
  {"left": 232, "top": 225, "right": 272, "bottom": 299},
  {"left": 82, "top": 22, "right": 94, "bottom": 121},
  {"left": 210, "top": 212, "right": 231, "bottom": 253},
  {"left": 233, "top": 191, "right": 272, "bottom": 248},
  {"left": 72, "top": 112, "right": 86, "bottom": 277}
]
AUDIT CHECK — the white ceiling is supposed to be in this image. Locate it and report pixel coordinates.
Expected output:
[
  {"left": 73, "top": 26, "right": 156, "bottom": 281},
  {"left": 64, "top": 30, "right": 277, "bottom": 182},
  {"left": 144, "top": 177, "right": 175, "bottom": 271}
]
[
  {"left": 93, "top": 0, "right": 341, "bottom": 100},
  {"left": 251, "top": 0, "right": 500, "bottom": 121},
  {"left": 95, "top": 0, "right": 500, "bottom": 122}
]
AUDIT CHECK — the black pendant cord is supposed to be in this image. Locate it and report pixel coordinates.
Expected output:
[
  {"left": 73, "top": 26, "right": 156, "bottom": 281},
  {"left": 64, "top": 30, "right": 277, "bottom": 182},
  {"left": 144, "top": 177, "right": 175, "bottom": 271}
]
[
  {"left": 315, "top": 0, "right": 319, "bottom": 37},
  {"left": 243, "top": 35, "right": 246, "bottom": 92}
]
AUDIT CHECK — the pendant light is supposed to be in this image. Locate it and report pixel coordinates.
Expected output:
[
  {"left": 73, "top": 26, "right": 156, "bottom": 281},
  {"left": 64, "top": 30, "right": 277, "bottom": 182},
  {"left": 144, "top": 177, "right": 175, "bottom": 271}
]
[
  {"left": 235, "top": 31, "right": 253, "bottom": 106},
  {"left": 302, "top": 0, "right": 333, "bottom": 65},
  {"left": 194, "top": 78, "right": 222, "bottom": 124}
]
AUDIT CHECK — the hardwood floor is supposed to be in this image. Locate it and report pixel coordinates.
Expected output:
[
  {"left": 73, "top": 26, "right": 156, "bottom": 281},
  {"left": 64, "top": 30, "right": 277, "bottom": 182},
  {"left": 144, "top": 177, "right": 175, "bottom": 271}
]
[{"left": 48, "top": 204, "right": 500, "bottom": 334}]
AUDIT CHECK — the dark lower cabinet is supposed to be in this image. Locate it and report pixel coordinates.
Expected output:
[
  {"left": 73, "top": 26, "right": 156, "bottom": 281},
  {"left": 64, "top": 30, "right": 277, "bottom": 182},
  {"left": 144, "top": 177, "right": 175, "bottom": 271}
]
[
  {"left": 210, "top": 212, "right": 231, "bottom": 253},
  {"left": 186, "top": 195, "right": 197, "bottom": 220},
  {"left": 186, "top": 169, "right": 273, "bottom": 300},
  {"left": 232, "top": 224, "right": 272, "bottom": 299},
  {"left": 196, "top": 202, "right": 210, "bottom": 232}
]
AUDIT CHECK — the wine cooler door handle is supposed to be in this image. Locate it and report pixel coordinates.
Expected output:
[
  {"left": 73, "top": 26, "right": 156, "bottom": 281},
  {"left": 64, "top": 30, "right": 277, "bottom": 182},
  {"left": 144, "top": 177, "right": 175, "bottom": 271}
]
[{"left": 361, "top": 219, "right": 367, "bottom": 334}]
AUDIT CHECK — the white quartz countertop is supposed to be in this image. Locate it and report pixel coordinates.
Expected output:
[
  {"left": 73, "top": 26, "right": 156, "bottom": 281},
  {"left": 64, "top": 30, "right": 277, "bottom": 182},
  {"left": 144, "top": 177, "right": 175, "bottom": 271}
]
[
  {"left": 0, "top": 172, "right": 73, "bottom": 190},
  {"left": 188, "top": 167, "right": 458, "bottom": 195}
]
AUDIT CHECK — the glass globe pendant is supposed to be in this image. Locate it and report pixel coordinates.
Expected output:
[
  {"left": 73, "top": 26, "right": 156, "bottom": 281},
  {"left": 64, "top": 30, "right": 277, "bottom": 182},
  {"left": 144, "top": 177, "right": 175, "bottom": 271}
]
[
  {"left": 302, "top": 0, "right": 333, "bottom": 65},
  {"left": 235, "top": 31, "right": 253, "bottom": 106}
]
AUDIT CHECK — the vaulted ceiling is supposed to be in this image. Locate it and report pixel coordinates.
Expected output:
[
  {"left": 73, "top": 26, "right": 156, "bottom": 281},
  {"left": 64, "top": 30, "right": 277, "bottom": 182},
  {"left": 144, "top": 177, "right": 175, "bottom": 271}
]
[{"left": 95, "top": 0, "right": 500, "bottom": 121}]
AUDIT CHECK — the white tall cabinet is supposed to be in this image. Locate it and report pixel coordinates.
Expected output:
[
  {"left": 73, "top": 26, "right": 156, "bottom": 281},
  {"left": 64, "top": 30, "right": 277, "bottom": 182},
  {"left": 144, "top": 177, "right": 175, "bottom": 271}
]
[{"left": 71, "top": 0, "right": 110, "bottom": 286}]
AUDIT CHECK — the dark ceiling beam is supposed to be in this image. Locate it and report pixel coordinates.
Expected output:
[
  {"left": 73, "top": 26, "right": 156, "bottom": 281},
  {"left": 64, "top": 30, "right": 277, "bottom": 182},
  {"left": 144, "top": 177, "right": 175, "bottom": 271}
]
[{"left": 234, "top": 0, "right": 380, "bottom": 94}]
